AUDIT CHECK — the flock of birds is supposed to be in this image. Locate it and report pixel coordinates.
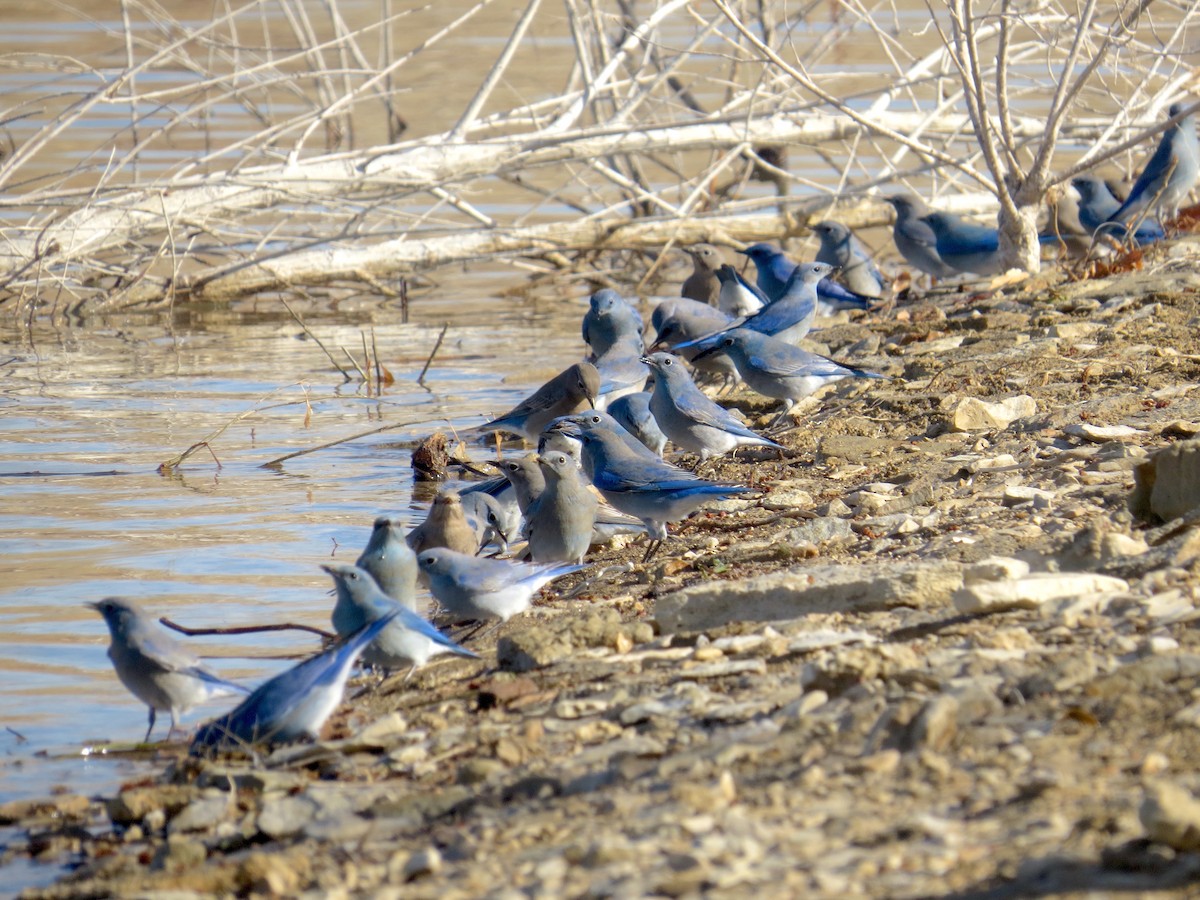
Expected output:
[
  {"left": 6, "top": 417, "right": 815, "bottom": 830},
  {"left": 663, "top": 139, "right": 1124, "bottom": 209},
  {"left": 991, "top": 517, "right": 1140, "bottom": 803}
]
[{"left": 91, "top": 102, "right": 1198, "bottom": 756}]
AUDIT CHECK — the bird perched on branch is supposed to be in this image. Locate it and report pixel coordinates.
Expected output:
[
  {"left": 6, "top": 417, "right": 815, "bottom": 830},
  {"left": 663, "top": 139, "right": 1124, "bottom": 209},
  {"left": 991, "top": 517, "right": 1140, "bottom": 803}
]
[
  {"left": 91, "top": 597, "right": 250, "bottom": 742},
  {"left": 191, "top": 611, "right": 399, "bottom": 754}
]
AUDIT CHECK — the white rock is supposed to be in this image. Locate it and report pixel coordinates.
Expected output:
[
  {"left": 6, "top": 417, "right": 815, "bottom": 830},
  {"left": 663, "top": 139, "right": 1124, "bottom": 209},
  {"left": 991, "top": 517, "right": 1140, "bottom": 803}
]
[
  {"left": 949, "top": 395, "right": 1037, "bottom": 432},
  {"left": 963, "top": 556, "right": 1030, "bottom": 584},
  {"left": 1141, "top": 781, "right": 1200, "bottom": 850},
  {"left": 1064, "top": 422, "right": 1146, "bottom": 442},
  {"left": 953, "top": 572, "right": 1128, "bottom": 615},
  {"left": 1003, "top": 485, "right": 1055, "bottom": 507}
]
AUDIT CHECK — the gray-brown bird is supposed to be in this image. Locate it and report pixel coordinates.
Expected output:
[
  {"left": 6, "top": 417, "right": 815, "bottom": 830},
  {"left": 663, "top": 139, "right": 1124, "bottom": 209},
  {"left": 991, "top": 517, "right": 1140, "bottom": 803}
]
[
  {"left": 406, "top": 490, "right": 480, "bottom": 556},
  {"left": 480, "top": 361, "right": 600, "bottom": 443},
  {"left": 680, "top": 244, "right": 725, "bottom": 306}
]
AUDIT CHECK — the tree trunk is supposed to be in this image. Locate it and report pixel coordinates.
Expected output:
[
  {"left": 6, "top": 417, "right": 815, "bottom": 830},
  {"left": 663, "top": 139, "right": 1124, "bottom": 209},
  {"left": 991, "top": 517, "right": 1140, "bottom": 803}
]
[{"left": 996, "top": 200, "right": 1041, "bottom": 273}]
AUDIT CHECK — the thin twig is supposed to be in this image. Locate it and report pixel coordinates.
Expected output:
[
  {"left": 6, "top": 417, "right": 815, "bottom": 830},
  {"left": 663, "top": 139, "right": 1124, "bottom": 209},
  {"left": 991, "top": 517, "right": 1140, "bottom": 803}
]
[
  {"left": 417, "top": 324, "right": 448, "bottom": 386},
  {"left": 160, "top": 617, "right": 334, "bottom": 640},
  {"left": 259, "top": 417, "right": 429, "bottom": 469},
  {"left": 281, "top": 297, "right": 352, "bottom": 381}
]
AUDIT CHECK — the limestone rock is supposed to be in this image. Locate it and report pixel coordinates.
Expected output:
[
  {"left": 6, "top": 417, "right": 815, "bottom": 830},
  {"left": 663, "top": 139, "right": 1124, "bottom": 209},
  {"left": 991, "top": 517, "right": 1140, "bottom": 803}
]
[
  {"left": 954, "top": 572, "right": 1128, "bottom": 615},
  {"left": 1131, "top": 440, "right": 1200, "bottom": 522},
  {"left": 947, "top": 395, "right": 1036, "bottom": 432},
  {"left": 1141, "top": 781, "right": 1200, "bottom": 850}
]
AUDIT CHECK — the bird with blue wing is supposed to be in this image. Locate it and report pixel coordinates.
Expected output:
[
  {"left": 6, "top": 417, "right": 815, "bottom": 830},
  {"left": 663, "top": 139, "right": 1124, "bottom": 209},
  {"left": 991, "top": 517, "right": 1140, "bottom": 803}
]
[
  {"left": 190, "top": 610, "right": 400, "bottom": 754},
  {"left": 642, "top": 351, "right": 782, "bottom": 464},
  {"left": 582, "top": 289, "right": 644, "bottom": 359},
  {"left": 416, "top": 548, "right": 585, "bottom": 625},
  {"left": 694, "top": 328, "right": 885, "bottom": 427},
  {"left": 883, "top": 194, "right": 958, "bottom": 279},
  {"left": 1072, "top": 174, "right": 1164, "bottom": 245},
  {"left": 812, "top": 220, "right": 888, "bottom": 299},
  {"left": 547, "top": 415, "right": 752, "bottom": 562},
  {"left": 91, "top": 597, "right": 250, "bottom": 742},
  {"left": 1107, "top": 103, "right": 1199, "bottom": 229},
  {"left": 325, "top": 563, "right": 477, "bottom": 679}
]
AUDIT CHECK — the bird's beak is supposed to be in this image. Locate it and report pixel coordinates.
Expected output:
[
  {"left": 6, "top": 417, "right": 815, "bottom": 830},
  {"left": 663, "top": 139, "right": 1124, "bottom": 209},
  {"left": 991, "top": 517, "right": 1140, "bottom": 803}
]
[
  {"left": 638, "top": 355, "right": 654, "bottom": 365},
  {"left": 691, "top": 344, "right": 722, "bottom": 362},
  {"left": 84, "top": 601, "right": 101, "bottom": 611},
  {"left": 319, "top": 564, "right": 335, "bottom": 575}
]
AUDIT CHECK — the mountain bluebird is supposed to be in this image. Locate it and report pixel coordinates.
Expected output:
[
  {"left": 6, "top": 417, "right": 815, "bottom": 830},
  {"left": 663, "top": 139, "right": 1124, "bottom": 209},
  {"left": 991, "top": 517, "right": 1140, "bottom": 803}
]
[
  {"left": 582, "top": 289, "right": 644, "bottom": 358},
  {"left": 91, "top": 597, "right": 250, "bottom": 742},
  {"left": 607, "top": 391, "right": 668, "bottom": 458},
  {"left": 883, "top": 194, "right": 958, "bottom": 279},
  {"left": 642, "top": 352, "right": 783, "bottom": 463},
  {"left": 1073, "top": 174, "right": 1164, "bottom": 244},
  {"left": 812, "top": 220, "right": 888, "bottom": 298},
  {"left": 919, "top": 211, "right": 1004, "bottom": 276},
  {"left": 549, "top": 416, "right": 752, "bottom": 561},
  {"left": 460, "top": 489, "right": 516, "bottom": 555},
  {"left": 680, "top": 244, "right": 724, "bottom": 306},
  {"left": 674, "top": 261, "right": 831, "bottom": 353},
  {"left": 407, "top": 490, "right": 480, "bottom": 556},
  {"left": 649, "top": 297, "right": 738, "bottom": 385},
  {"left": 190, "top": 611, "right": 400, "bottom": 754},
  {"left": 695, "top": 328, "right": 885, "bottom": 426},
  {"left": 416, "top": 548, "right": 585, "bottom": 623},
  {"left": 1108, "top": 103, "right": 1199, "bottom": 227},
  {"left": 739, "top": 242, "right": 872, "bottom": 313},
  {"left": 480, "top": 361, "right": 600, "bottom": 443},
  {"left": 593, "top": 335, "right": 650, "bottom": 410},
  {"left": 526, "top": 450, "right": 600, "bottom": 563},
  {"left": 324, "top": 563, "right": 477, "bottom": 677},
  {"left": 715, "top": 264, "right": 767, "bottom": 316},
  {"left": 355, "top": 516, "right": 418, "bottom": 611},
  {"left": 493, "top": 453, "right": 546, "bottom": 514}
]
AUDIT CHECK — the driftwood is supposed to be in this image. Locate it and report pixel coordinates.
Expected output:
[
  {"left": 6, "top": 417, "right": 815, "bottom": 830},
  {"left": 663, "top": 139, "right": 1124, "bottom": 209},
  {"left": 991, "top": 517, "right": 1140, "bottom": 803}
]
[{"left": 0, "top": 0, "right": 1193, "bottom": 315}]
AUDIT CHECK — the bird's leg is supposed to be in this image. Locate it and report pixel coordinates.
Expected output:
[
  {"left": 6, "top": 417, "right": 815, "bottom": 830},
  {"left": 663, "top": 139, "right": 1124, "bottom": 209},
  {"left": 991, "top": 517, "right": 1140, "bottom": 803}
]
[
  {"left": 641, "top": 539, "right": 662, "bottom": 564},
  {"left": 144, "top": 708, "right": 157, "bottom": 744}
]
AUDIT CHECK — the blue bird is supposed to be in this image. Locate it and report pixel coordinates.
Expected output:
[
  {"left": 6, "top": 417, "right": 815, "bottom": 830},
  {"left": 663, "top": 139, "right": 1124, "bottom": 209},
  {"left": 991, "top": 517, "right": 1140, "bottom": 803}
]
[
  {"left": 673, "top": 261, "right": 832, "bottom": 353},
  {"left": 649, "top": 297, "right": 739, "bottom": 386},
  {"left": 91, "top": 597, "right": 250, "bottom": 742},
  {"left": 355, "top": 516, "right": 419, "bottom": 611},
  {"left": 416, "top": 548, "right": 585, "bottom": 624},
  {"left": 607, "top": 391, "right": 668, "bottom": 458},
  {"left": 325, "top": 563, "right": 477, "bottom": 677},
  {"left": 547, "top": 416, "right": 752, "bottom": 562},
  {"left": 1107, "top": 103, "right": 1199, "bottom": 228},
  {"left": 715, "top": 264, "right": 767, "bottom": 316},
  {"left": 190, "top": 610, "right": 401, "bottom": 754},
  {"left": 739, "top": 242, "right": 873, "bottom": 313},
  {"left": 883, "top": 194, "right": 958, "bottom": 279},
  {"left": 812, "top": 220, "right": 888, "bottom": 298},
  {"left": 1072, "top": 174, "right": 1164, "bottom": 244},
  {"left": 593, "top": 335, "right": 650, "bottom": 410},
  {"left": 919, "top": 211, "right": 1005, "bottom": 276},
  {"left": 541, "top": 410, "right": 661, "bottom": 479},
  {"left": 582, "top": 289, "right": 644, "bottom": 359},
  {"left": 694, "top": 328, "right": 885, "bottom": 427},
  {"left": 642, "top": 351, "right": 782, "bottom": 463}
]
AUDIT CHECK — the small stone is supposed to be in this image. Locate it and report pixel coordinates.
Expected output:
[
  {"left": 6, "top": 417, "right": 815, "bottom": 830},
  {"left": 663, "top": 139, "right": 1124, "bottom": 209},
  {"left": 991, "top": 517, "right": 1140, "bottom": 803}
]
[
  {"left": 692, "top": 646, "right": 724, "bottom": 662},
  {"left": 497, "top": 628, "right": 570, "bottom": 672},
  {"left": 1003, "top": 485, "right": 1055, "bottom": 508},
  {"left": 257, "top": 795, "right": 317, "bottom": 840},
  {"left": 1046, "top": 322, "right": 1103, "bottom": 339},
  {"left": 963, "top": 556, "right": 1031, "bottom": 583},
  {"left": 402, "top": 846, "right": 442, "bottom": 881},
  {"left": 168, "top": 796, "right": 229, "bottom": 834},
  {"left": 1141, "top": 752, "right": 1171, "bottom": 776},
  {"left": 953, "top": 572, "right": 1128, "bottom": 615},
  {"left": 350, "top": 713, "right": 409, "bottom": 748},
  {"left": 1065, "top": 422, "right": 1146, "bottom": 442},
  {"left": 948, "top": 395, "right": 1037, "bottom": 432},
  {"left": 458, "top": 758, "right": 506, "bottom": 784},
  {"left": 1141, "top": 781, "right": 1200, "bottom": 850}
]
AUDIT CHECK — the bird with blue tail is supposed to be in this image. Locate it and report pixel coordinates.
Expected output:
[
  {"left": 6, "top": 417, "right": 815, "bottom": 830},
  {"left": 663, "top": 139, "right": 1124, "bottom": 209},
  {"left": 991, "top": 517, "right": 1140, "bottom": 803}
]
[
  {"left": 582, "top": 289, "right": 644, "bottom": 359},
  {"left": 641, "top": 351, "right": 783, "bottom": 465},
  {"left": 883, "top": 193, "right": 958, "bottom": 279},
  {"left": 921, "top": 210, "right": 1078, "bottom": 277},
  {"left": 479, "top": 361, "right": 600, "bottom": 444},
  {"left": 649, "top": 296, "right": 739, "bottom": 388},
  {"left": 190, "top": 610, "right": 401, "bottom": 755},
  {"left": 592, "top": 334, "right": 651, "bottom": 411},
  {"left": 1072, "top": 174, "right": 1165, "bottom": 245},
  {"left": 325, "top": 563, "right": 477, "bottom": 680},
  {"left": 416, "top": 547, "right": 585, "bottom": 627},
  {"left": 546, "top": 415, "right": 752, "bottom": 563},
  {"left": 672, "top": 261, "right": 831, "bottom": 355},
  {"left": 355, "top": 515, "right": 419, "bottom": 611},
  {"left": 1107, "top": 102, "right": 1199, "bottom": 229},
  {"left": 812, "top": 220, "right": 888, "bottom": 299},
  {"left": 90, "top": 596, "right": 251, "bottom": 743},
  {"left": 694, "top": 328, "right": 885, "bottom": 428},
  {"left": 738, "top": 243, "right": 874, "bottom": 313}
]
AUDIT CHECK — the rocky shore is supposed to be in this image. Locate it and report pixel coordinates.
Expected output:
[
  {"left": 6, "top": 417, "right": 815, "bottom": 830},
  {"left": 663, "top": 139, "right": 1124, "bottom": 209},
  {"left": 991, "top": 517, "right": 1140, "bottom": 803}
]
[{"left": 8, "top": 243, "right": 1200, "bottom": 898}]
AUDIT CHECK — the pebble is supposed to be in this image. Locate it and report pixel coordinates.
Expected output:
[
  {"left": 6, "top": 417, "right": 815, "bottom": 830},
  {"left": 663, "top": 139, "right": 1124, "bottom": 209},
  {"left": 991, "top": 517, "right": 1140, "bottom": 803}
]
[
  {"left": 1131, "top": 439, "right": 1200, "bottom": 522},
  {"left": 1141, "top": 781, "right": 1200, "bottom": 850},
  {"left": 1064, "top": 422, "right": 1146, "bottom": 442},
  {"left": 953, "top": 572, "right": 1129, "bottom": 615},
  {"left": 948, "top": 395, "right": 1036, "bottom": 432}
]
